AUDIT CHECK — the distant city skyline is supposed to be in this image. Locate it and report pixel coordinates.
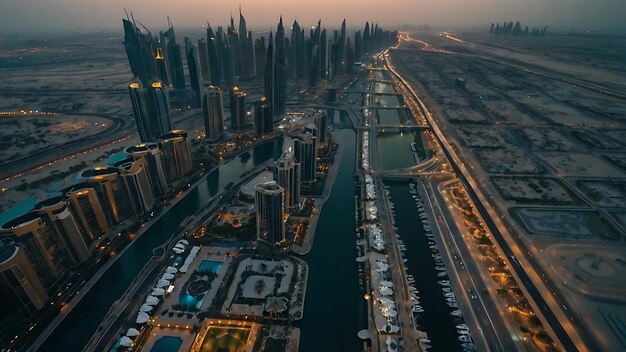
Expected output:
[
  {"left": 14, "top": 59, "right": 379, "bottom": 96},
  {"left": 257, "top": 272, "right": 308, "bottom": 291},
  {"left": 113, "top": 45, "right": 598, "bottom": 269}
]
[{"left": 2, "top": 0, "right": 626, "bottom": 34}]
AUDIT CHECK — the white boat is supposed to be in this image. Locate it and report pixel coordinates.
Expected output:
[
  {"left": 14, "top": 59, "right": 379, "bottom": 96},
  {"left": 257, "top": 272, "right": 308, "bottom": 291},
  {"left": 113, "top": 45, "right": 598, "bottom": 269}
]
[
  {"left": 447, "top": 297, "right": 457, "bottom": 303},
  {"left": 419, "top": 337, "right": 431, "bottom": 344},
  {"left": 443, "top": 287, "right": 452, "bottom": 293},
  {"left": 456, "top": 324, "right": 469, "bottom": 330},
  {"left": 438, "top": 272, "right": 448, "bottom": 277},
  {"left": 461, "top": 342, "right": 475, "bottom": 350},
  {"left": 444, "top": 292, "right": 455, "bottom": 298},
  {"left": 459, "top": 335, "right": 471, "bottom": 343},
  {"left": 448, "top": 302, "right": 459, "bottom": 308},
  {"left": 413, "top": 307, "right": 424, "bottom": 313},
  {"left": 451, "top": 309, "right": 463, "bottom": 317},
  {"left": 438, "top": 280, "right": 450, "bottom": 286},
  {"left": 458, "top": 329, "right": 470, "bottom": 335}
]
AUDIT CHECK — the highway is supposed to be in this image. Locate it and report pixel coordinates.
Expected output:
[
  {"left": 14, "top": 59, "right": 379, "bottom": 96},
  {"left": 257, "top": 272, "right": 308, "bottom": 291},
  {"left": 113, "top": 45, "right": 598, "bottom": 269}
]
[{"left": 384, "top": 47, "right": 598, "bottom": 351}]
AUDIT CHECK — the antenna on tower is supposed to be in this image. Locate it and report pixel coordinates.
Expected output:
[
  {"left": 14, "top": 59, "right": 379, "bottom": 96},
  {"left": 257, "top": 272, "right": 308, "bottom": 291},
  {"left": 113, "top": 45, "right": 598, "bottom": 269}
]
[
  {"left": 136, "top": 19, "right": 151, "bottom": 34},
  {"left": 167, "top": 16, "right": 173, "bottom": 29}
]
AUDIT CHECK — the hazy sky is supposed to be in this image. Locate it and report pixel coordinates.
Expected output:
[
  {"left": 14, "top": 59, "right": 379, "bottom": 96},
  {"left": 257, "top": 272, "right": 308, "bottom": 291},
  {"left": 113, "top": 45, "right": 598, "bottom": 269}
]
[{"left": 2, "top": 0, "right": 625, "bottom": 34}]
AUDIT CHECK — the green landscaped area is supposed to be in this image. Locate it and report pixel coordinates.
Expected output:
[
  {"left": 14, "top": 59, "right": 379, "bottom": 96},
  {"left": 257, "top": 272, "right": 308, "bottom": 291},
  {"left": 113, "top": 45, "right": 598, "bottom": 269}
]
[{"left": 199, "top": 327, "right": 251, "bottom": 352}]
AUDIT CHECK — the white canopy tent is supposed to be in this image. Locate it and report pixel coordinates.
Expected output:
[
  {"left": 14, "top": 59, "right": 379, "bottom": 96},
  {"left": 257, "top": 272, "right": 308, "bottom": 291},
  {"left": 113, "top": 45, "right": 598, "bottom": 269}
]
[
  {"left": 166, "top": 266, "right": 178, "bottom": 274},
  {"left": 126, "top": 328, "right": 140, "bottom": 337},
  {"left": 119, "top": 336, "right": 133, "bottom": 347},
  {"left": 145, "top": 295, "right": 159, "bottom": 305},
  {"left": 136, "top": 312, "right": 150, "bottom": 324}
]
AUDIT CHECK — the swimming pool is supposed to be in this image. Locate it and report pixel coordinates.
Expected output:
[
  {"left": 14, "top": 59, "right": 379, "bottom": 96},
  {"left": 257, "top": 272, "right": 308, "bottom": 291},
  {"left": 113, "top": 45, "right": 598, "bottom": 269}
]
[
  {"left": 178, "top": 260, "right": 223, "bottom": 309},
  {"left": 150, "top": 336, "right": 182, "bottom": 352},
  {"left": 197, "top": 260, "right": 222, "bottom": 274}
]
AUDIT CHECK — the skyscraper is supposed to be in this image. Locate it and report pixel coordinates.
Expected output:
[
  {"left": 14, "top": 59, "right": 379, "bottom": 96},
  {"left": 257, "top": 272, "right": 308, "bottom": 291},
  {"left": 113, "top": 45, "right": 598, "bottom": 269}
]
[
  {"left": 315, "top": 111, "right": 328, "bottom": 144},
  {"left": 254, "top": 36, "right": 266, "bottom": 82},
  {"left": 117, "top": 158, "right": 155, "bottom": 216},
  {"left": 320, "top": 28, "right": 327, "bottom": 78},
  {"left": 129, "top": 81, "right": 151, "bottom": 142},
  {"left": 273, "top": 17, "right": 287, "bottom": 117},
  {"left": 185, "top": 37, "right": 202, "bottom": 108},
  {"left": 255, "top": 181, "right": 285, "bottom": 245},
  {"left": 81, "top": 167, "right": 134, "bottom": 224},
  {"left": 0, "top": 239, "right": 49, "bottom": 318},
  {"left": 354, "top": 31, "right": 362, "bottom": 63},
  {"left": 229, "top": 86, "right": 247, "bottom": 131},
  {"left": 202, "top": 85, "right": 225, "bottom": 142},
  {"left": 338, "top": 19, "right": 347, "bottom": 74},
  {"left": 219, "top": 28, "right": 235, "bottom": 87},
  {"left": 130, "top": 80, "right": 173, "bottom": 143},
  {"left": 363, "top": 22, "right": 370, "bottom": 56},
  {"left": 197, "top": 38, "right": 211, "bottom": 82},
  {"left": 0, "top": 200, "right": 92, "bottom": 286},
  {"left": 293, "top": 132, "right": 317, "bottom": 182},
  {"left": 254, "top": 97, "right": 273, "bottom": 136},
  {"left": 64, "top": 183, "right": 109, "bottom": 241},
  {"left": 206, "top": 23, "right": 221, "bottom": 86},
  {"left": 292, "top": 20, "right": 305, "bottom": 80},
  {"left": 264, "top": 32, "right": 274, "bottom": 117},
  {"left": 275, "top": 150, "right": 301, "bottom": 214},
  {"left": 155, "top": 47, "right": 169, "bottom": 85},
  {"left": 125, "top": 143, "right": 169, "bottom": 197},
  {"left": 122, "top": 18, "right": 158, "bottom": 84},
  {"left": 162, "top": 22, "right": 186, "bottom": 90},
  {"left": 35, "top": 198, "right": 91, "bottom": 263},
  {"left": 159, "top": 130, "right": 194, "bottom": 181},
  {"left": 238, "top": 8, "right": 255, "bottom": 81},
  {"left": 146, "top": 80, "right": 172, "bottom": 133},
  {"left": 345, "top": 37, "right": 355, "bottom": 75}
]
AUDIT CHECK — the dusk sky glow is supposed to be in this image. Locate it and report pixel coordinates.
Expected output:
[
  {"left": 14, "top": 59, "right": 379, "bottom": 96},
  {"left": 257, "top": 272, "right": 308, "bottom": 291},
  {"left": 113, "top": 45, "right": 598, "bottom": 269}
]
[{"left": 2, "top": 0, "right": 625, "bottom": 34}]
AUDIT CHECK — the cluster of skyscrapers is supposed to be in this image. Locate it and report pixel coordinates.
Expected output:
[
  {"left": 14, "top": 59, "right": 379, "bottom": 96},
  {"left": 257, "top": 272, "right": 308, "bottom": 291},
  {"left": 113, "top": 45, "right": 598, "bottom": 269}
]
[
  {"left": 0, "top": 131, "right": 193, "bottom": 321},
  {"left": 255, "top": 116, "right": 324, "bottom": 245},
  {"left": 123, "top": 12, "right": 397, "bottom": 139}
]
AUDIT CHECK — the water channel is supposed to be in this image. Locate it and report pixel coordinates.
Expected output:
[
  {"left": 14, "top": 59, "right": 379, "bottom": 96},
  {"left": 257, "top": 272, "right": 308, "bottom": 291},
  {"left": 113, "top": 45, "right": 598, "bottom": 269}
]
[{"left": 387, "top": 181, "right": 465, "bottom": 352}]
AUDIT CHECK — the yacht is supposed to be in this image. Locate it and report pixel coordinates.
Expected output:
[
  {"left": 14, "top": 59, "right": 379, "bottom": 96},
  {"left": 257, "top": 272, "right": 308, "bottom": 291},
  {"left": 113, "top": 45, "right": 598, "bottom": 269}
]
[
  {"left": 439, "top": 280, "right": 451, "bottom": 286},
  {"left": 444, "top": 292, "right": 455, "bottom": 298},
  {"left": 435, "top": 266, "right": 446, "bottom": 271},
  {"left": 442, "top": 287, "right": 452, "bottom": 293},
  {"left": 462, "top": 343, "right": 475, "bottom": 350},
  {"left": 448, "top": 302, "right": 459, "bottom": 308},
  {"left": 413, "top": 306, "right": 424, "bottom": 313},
  {"left": 456, "top": 324, "right": 469, "bottom": 330},
  {"left": 458, "top": 329, "right": 470, "bottom": 335},
  {"left": 451, "top": 309, "right": 463, "bottom": 317},
  {"left": 438, "top": 272, "right": 448, "bottom": 277},
  {"left": 459, "top": 335, "right": 472, "bottom": 343}
]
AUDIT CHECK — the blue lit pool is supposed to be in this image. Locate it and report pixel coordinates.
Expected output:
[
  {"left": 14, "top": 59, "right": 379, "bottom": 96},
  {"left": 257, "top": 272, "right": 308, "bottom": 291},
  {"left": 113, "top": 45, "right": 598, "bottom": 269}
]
[
  {"left": 197, "top": 260, "right": 222, "bottom": 274},
  {"left": 150, "top": 336, "right": 182, "bottom": 352},
  {"left": 178, "top": 260, "right": 222, "bottom": 309}
]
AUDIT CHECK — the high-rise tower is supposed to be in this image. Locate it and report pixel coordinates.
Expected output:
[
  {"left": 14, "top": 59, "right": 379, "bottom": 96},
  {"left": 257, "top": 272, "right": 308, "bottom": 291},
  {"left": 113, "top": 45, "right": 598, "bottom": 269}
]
[
  {"left": 255, "top": 181, "right": 285, "bottom": 245},
  {"left": 202, "top": 85, "right": 225, "bottom": 142},
  {"left": 184, "top": 37, "right": 202, "bottom": 108},
  {"left": 275, "top": 150, "right": 301, "bottom": 214},
  {"left": 293, "top": 132, "right": 317, "bottom": 182},
  {"left": 254, "top": 97, "right": 273, "bottom": 136},
  {"left": 229, "top": 87, "right": 247, "bottom": 130}
]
